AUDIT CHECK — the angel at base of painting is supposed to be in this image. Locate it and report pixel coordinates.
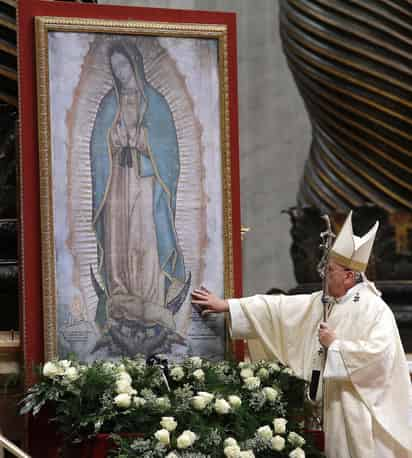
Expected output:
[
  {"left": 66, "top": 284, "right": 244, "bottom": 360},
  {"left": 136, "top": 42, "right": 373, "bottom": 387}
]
[{"left": 89, "top": 40, "right": 190, "bottom": 357}]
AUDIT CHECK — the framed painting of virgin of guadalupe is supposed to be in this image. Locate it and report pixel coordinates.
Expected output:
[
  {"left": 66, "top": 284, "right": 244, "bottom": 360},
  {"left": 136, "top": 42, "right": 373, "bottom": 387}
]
[{"left": 18, "top": 1, "right": 242, "bottom": 370}]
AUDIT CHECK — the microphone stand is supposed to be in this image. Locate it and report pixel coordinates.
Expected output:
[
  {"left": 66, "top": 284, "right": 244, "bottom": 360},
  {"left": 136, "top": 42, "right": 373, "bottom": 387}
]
[{"left": 146, "top": 354, "right": 171, "bottom": 392}]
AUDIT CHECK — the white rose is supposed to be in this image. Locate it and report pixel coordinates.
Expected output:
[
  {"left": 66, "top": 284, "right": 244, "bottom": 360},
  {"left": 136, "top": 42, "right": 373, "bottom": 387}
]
[
  {"left": 170, "top": 366, "right": 185, "bottom": 381},
  {"left": 284, "top": 368, "right": 294, "bottom": 376},
  {"left": 273, "top": 418, "right": 288, "bottom": 434},
  {"left": 59, "top": 360, "right": 71, "bottom": 369},
  {"left": 116, "top": 379, "right": 135, "bottom": 394},
  {"left": 240, "top": 368, "right": 254, "bottom": 379},
  {"left": 228, "top": 395, "right": 242, "bottom": 408},
  {"left": 257, "top": 425, "right": 273, "bottom": 440},
  {"left": 224, "top": 438, "right": 238, "bottom": 447},
  {"left": 244, "top": 376, "right": 260, "bottom": 390},
  {"left": 263, "top": 387, "right": 279, "bottom": 402},
  {"left": 257, "top": 368, "right": 269, "bottom": 380},
  {"left": 133, "top": 396, "right": 146, "bottom": 407},
  {"left": 103, "top": 361, "right": 115, "bottom": 371},
  {"left": 160, "top": 417, "right": 177, "bottom": 432},
  {"left": 214, "top": 398, "right": 231, "bottom": 414},
  {"left": 268, "top": 362, "right": 280, "bottom": 372},
  {"left": 271, "top": 435, "right": 286, "bottom": 451},
  {"left": 192, "top": 395, "right": 208, "bottom": 411},
  {"left": 197, "top": 391, "right": 214, "bottom": 403},
  {"left": 183, "top": 430, "right": 196, "bottom": 442},
  {"left": 177, "top": 431, "right": 196, "bottom": 449},
  {"left": 224, "top": 445, "right": 241, "bottom": 458},
  {"left": 178, "top": 437, "right": 192, "bottom": 450},
  {"left": 189, "top": 356, "right": 203, "bottom": 368},
  {"left": 64, "top": 367, "right": 79, "bottom": 381},
  {"left": 117, "top": 371, "right": 132, "bottom": 384},
  {"left": 192, "top": 369, "right": 205, "bottom": 382},
  {"left": 43, "top": 362, "right": 61, "bottom": 377},
  {"left": 165, "top": 453, "right": 179, "bottom": 458},
  {"left": 114, "top": 393, "right": 131, "bottom": 409},
  {"left": 289, "top": 447, "right": 305, "bottom": 458},
  {"left": 154, "top": 429, "right": 170, "bottom": 445},
  {"left": 288, "top": 432, "right": 306, "bottom": 447},
  {"left": 238, "top": 361, "right": 249, "bottom": 369},
  {"left": 240, "top": 451, "right": 255, "bottom": 458}
]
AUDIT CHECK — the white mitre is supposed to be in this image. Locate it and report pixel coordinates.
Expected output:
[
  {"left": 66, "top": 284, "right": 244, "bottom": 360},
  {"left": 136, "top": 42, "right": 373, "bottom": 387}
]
[{"left": 329, "top": 210, "right": 379, "bottom": 272}]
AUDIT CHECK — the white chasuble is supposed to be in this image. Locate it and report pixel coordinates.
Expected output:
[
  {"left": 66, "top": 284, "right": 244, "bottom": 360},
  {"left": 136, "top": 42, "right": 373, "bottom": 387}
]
[{"left": 229, "top": 283, "right": 412, "bottom": 458}]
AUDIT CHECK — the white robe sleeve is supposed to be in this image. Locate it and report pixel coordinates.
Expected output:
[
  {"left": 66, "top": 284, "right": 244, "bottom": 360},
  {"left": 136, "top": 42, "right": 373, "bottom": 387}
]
[
  {"left": 323, "top": 339, "right": 349, "bottom": 380},
  {"left": 228, "top": 299, "right": 257, "bottom": 339},
  {"left": 227, "top": 293, "right": 320, "bottom": 380}
]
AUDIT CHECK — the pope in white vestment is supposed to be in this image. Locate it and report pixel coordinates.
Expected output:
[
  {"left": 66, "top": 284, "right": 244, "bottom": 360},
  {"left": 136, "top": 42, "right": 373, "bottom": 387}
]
[
  {"left": 228, "top": 282, "right": 412, "bottom": 458},
  {"left": 192, "top": 211, "right": 412, "bottom": 458}
]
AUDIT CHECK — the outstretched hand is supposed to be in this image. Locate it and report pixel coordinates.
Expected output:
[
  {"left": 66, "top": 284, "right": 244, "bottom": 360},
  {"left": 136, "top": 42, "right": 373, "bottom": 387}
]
[{"left": 191, "top": 286, "right": 229, "bottom": 316}]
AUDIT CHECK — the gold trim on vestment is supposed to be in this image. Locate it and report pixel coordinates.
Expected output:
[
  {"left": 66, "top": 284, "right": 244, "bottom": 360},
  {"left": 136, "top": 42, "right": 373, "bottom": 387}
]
[{"left": 329, "top": 250, "right": 367, "bottom": 272}]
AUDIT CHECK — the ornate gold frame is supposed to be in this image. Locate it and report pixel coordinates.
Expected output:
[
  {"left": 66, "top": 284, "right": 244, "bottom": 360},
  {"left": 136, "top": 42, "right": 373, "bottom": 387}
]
[{"left": 35, "top": 16, "right": 235, "bottom": 361}]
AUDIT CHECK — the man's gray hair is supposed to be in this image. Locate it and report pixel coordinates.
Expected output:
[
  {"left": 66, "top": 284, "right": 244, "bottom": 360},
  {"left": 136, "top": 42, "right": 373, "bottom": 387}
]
[
  {"left": 345, "top": 269, "right": 363, "bottom": 283},
  {"left": 354, "top": 271, "right": 363, "bottom": 283}
]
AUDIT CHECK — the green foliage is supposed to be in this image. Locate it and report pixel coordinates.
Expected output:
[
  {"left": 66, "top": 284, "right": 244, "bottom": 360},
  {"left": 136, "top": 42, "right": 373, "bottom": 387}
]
[{"left": 20, "top": 357, "right": 324, "bottom": 458}]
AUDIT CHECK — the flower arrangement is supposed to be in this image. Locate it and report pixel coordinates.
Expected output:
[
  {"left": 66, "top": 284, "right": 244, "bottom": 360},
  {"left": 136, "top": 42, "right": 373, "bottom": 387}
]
[{"left": 20, "top": 356, "right": 324, "bottom": 457}]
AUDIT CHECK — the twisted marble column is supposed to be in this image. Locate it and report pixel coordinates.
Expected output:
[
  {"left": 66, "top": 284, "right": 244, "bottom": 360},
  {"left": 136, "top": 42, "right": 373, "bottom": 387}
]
[{"left": 279, "top": 0, "right": 412, "bottom": 213}]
